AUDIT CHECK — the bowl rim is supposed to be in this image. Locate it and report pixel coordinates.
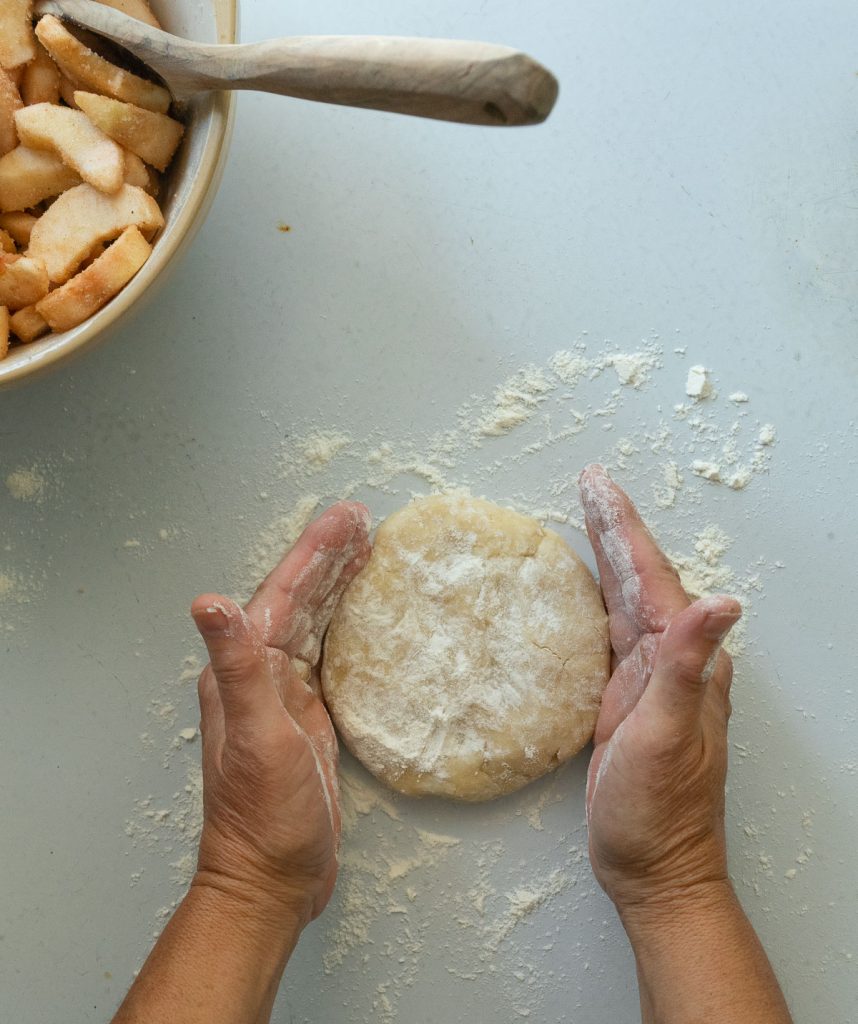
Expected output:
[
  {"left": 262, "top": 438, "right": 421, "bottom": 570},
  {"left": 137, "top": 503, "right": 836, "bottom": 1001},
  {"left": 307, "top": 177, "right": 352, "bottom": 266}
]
[{"left": 0, "top": 0, "right": 238, "bottom": 389}]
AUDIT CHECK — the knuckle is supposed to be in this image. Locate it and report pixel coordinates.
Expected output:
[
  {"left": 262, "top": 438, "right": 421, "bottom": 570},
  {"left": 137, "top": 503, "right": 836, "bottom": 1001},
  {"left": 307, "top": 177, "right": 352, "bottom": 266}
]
[{"left": 214, "top": 653, "right": 260, "bottom": 690}]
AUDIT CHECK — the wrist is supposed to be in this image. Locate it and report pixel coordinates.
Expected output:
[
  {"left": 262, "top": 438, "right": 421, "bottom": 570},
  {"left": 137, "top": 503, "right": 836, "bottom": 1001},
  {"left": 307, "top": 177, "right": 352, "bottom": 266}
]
[
  {"left": 615, "top": 879, "right": 794, "bottom": 1024},
  {"left": 195, "top": 820, "right": 332, "bottom": 928},
  {"left": 112, "top": 878, "right": 306, "bottom": 1023},
  {"left": 617, "top": 877, "right": 738, "bottom": 950},
  {"left": 189, "top": 868, "right": 314, "bottom": 952}
]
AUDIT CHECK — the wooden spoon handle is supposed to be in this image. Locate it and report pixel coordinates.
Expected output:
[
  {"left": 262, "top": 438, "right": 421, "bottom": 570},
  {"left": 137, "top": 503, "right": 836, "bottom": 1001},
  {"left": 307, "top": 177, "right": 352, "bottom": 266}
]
[
  {"left": 211, "top": 36, "right": 558, "bottom": 126},
  {"left": 33, "top": 2, "right": 558, "bottom": 126}
]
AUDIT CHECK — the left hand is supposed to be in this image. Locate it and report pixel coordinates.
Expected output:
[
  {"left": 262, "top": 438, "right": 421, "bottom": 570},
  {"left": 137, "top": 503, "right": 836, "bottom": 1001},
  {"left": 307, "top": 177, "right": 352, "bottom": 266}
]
[{"left": 190, "top": 501, "right": 372, "bottom": 927}]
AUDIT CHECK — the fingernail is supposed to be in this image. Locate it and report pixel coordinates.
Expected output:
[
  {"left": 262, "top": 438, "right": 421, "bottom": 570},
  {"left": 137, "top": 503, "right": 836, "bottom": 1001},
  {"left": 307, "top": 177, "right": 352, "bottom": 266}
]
[
  {"left": 702, "top": 609, "right": 739, "bottom": 642},
  {"left": 195, "top": 604, "right": 230, "bottom": 636}
]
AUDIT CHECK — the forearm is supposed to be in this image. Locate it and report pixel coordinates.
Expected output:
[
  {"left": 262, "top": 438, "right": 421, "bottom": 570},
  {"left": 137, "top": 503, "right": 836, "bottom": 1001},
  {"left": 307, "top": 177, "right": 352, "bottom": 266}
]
[
  {"left": 619, "top": 881, "right": 793, "bottom": 1024},
  {"left": 111, "top": 877, "right": 307, "bottom": 1024}
]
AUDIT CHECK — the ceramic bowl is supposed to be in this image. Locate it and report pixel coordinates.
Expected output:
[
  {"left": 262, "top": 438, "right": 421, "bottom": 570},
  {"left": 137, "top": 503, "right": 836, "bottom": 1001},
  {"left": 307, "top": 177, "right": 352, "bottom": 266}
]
[{"left": 0, "top": 0, "right": 237, "bottom": 387}]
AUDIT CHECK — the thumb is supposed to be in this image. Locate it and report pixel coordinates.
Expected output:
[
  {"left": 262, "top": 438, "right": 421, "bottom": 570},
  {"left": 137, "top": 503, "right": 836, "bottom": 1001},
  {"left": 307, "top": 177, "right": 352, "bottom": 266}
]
[
  {"left": 191, "top": 594, "right": 279, "bottom": 727},
  {"left": 642, "top": 595, "right": 741, "bottom": 729}
]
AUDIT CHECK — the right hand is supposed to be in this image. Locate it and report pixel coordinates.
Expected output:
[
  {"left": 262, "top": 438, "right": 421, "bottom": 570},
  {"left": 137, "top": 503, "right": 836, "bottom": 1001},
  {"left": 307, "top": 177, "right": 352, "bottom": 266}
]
[
  {"left": 190, "top": 501, "right": 372, "bottom": 926},
  {"left": 579, "top": 465, "right": 741, "bottom": 916}
]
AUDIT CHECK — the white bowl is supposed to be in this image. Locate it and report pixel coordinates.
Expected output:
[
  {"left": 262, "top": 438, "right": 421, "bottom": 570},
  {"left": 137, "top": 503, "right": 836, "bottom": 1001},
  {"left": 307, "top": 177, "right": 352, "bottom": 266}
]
[{"left": 0, "top": 0, "right": 237, "bottom": 387}]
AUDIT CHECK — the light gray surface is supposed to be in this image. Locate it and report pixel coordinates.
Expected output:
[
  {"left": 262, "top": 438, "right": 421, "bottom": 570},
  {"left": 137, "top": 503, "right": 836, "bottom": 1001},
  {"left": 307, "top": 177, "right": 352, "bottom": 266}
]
[{"left": 2, "top": 0, "right": 857, "bottom": 1021}]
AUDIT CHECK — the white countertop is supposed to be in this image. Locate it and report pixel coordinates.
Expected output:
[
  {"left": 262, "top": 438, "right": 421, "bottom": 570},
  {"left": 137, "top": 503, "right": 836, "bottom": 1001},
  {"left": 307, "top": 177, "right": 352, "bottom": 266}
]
[{"left": 2, "top": 0, "right": 857, "bottom": 1021}]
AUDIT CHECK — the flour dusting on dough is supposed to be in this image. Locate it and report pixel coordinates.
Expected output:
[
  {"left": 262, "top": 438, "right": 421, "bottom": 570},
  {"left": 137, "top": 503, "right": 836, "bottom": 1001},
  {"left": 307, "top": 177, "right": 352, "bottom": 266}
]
[{"left": 323, "top": 493, "right": 609, "bottom": 801}]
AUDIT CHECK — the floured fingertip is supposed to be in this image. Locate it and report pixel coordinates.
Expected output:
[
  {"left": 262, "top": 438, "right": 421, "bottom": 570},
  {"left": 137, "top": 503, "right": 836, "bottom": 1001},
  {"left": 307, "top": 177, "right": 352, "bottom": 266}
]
[{"left": 579, "top": 464, "right": 624, "bottom": 533}]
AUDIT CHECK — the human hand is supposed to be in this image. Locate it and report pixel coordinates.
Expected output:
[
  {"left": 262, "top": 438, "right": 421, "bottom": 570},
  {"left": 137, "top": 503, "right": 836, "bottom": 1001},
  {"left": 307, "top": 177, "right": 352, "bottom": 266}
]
[
  {"left": 190, "top": 501, "right": 371, "bottom": 929},
  {"left": 579, "top": 465, "right": 741, "bottom": 917}
]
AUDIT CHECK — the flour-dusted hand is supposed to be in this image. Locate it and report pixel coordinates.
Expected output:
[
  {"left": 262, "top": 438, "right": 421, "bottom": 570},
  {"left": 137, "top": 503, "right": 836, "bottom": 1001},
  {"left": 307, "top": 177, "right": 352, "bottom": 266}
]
[
  {"left": 579, "top": 465, "right": 740, "bottom": 910},
  {"left": 578, "top": 466, "right": 793, "bottom": 1024},
  {"left": 112, "top": 502, "right": 373, "bottom": 1024},
  {"left": 191, "top": 501, "right": 372, "bottom": 925}
]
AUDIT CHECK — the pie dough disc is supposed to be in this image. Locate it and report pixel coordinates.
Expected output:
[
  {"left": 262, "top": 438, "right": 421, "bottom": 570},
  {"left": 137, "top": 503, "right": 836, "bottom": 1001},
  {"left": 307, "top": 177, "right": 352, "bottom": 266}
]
[{"left": 322, "top": 493, "right": 610, "bottom": 801}]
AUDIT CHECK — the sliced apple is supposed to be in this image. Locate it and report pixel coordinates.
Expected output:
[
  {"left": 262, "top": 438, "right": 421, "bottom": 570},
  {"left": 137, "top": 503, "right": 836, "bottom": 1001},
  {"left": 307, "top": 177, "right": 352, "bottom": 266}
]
[
  {"left": 0, "top": 252, "right": 50, "bottom": 309},
  {"left": 37, "top": 225, "right": 151, "bottom": 331},
  {"left": 15, "top": 103, "right": 125, "bottom": 194},
  {"left": 0, "top": 305, "right": 8, "bottom": 359},
  {"left": 35, "top": 16, "right": 171, "bottom": 114},
  {"left": 74, "top": 92, "right": 184, "bottom": 173},
  {"left": 0, "top": 211, "right": 38, "bottom": 246},
  {"left": 0, "top": 1, "right": 36, "bottom": 72},
  {"left": 27, "top": 182, "right": 164, "bottom": 283},
  {"left": 122, "top": 149, "right": 148, "bottom": 188},
  {"left": 0, "top": 70, "right": 23, "bottom": 158},
  {"left": 0, "top": 145, "right": 81, "bottom": 212},
  {"left": 9, "top": 303, "right": 49, "bottom": 343},
  {"left": 21, "top": 42, "right": 61, "bottom": 106}
]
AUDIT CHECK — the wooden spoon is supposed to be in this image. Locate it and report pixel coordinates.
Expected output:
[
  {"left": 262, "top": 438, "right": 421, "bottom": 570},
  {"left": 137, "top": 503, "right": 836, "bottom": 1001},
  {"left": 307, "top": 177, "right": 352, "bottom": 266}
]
[{"left": 34, "top": 0, "right": 558, "bottom": 127}]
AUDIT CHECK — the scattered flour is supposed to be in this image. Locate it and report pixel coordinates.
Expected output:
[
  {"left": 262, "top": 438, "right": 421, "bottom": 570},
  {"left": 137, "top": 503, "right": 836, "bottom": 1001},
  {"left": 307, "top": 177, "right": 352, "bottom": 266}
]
[
  {"left": 653, "top": 461, "right": 684, "bottom": 508},
  {"left": 0, "top": 564, "right": 41, "bottom": 634},
  {"left": 125, "top": 760, "right": 203, "bottom": 888},
  {"left": 235, "top": 492, "right": 321, "bottom": 601},
  {"left": 477, "top": 366, "right": 555, "bottom": 436},
  {"left": 120, "top": 333, "right": 784, "bottom": 1019},
  {"left": 522, "top": 772, "right": 569, "bottom": 831},
  {"left": 0, "top": 571, "right": 22, "bottom": 599},
  {"left": 5, "top": 466, "right": 45, "bottom": 502},
  {"left": 685, "top": 364, "right": 713, "bottom": 399},
  {"left": 759, "top": 424, "right": 776, "bottom": 446},
  {"left": 605, "top": 348, "right": 660, "bottom": 389},
  {"left": 298, "top": 431, "right": 352, "bottom": 471},
  {"left": 474, "top": 342, "right": 662, "bottom": 438},
  {"left": 691, "top": 459, "right": 722, "bottom": 482},
  {"left": 320, "top": 759, "right": 588, "bottom": 1022},
  {"left": 667, "top": 524, "right": 764, "bottom": 655}
]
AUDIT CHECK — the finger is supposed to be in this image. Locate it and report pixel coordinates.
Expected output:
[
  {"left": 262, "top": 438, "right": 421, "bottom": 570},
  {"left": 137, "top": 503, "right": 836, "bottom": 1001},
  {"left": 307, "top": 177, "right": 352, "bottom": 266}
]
[
  {"left": 580, "top": 467, "right": 635, "bottom": 653},
  {"left": 245, "top": 501, "right": 372, "bottom": 659},
  {"left": 294, "top": 541, "right": 373, "bottom": 665},
  {"left": 713, "top": 648, "right": 734, "bottom": 701},
  {"left": 197, "top": 665, "right": 225, "bottom": 738},
  {"left": 303, "top": 711, "right": 342, "bottom": 844},
  {"left": 586, "top": 743, "right": 607, "bottom": 821},
  {"left": 267, "top": 651, "right": 337, "bottom": 768},
  {"left": 640, "top": 595, "right": 741, "bottom": 730},
  {"left": 275, "top": 666, "right": 342, "bottom": 842},
  {"left": 579, "top": 465, "right": 691, "bottom": 657},
  {"left": 593, "top": 633, "right": 660, "bottom": 744},
  {"left": 704, "top": 647, "right": 734, "bottom": 721},
  {"left": 197, "top": 667, "right": 226, "bottom": 778},
  {"left": 191, "top": 594, "right": 281, "bottom": 729},
  {"left": 267, "top": 649, "right": 317, "bottom": 720}
]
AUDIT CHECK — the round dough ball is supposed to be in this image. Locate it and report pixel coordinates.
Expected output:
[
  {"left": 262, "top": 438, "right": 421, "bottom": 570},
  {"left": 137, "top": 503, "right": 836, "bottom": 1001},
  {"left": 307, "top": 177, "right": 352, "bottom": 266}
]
[{"left": 322, "top": 493, "right": 610, "bottom": 802}]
